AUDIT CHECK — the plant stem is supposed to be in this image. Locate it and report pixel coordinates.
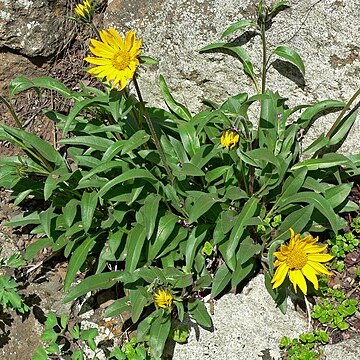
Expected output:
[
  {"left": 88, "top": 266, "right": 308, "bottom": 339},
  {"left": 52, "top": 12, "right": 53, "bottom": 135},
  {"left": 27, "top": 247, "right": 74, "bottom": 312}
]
[
  {"left": 0, "top": 96, "right": 22, "bottom": 128},
  {"left": 133, "top": 76, "right": 174, "bottom": 182},
  {"left": 90, "top": 21, "right": 100, "bottom": 38},
  {"left": 260, "top": 22, "right": 267, "bottom": 94},
  {"left": 326, "top": 87, "right": 360, "bottom": 139}
]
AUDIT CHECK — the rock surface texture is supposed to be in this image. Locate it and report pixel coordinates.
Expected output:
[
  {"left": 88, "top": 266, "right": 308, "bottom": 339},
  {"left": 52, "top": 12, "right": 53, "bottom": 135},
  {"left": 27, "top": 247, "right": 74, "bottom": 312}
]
[
  {"left": 104, "top": 0, "right": 360, "bottom": 154},
  {"left": 0, "top": 0, "right": 71, "bottom": 57},
  {"left": 170, "top": 275, "right": 309, "bottom": 359},
  {"left": 169, "top": 274, "right": 360, "bottom": 360}
]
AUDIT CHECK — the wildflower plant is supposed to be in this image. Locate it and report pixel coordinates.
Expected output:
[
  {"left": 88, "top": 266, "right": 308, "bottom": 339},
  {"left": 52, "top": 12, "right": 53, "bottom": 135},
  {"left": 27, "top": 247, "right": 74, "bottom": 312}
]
[{"left": 0, "top": 0, "right": 359, "bottom": 357}]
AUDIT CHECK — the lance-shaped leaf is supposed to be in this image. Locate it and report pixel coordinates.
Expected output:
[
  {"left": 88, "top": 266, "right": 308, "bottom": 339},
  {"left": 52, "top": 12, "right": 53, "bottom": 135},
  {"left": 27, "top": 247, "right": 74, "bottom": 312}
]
[
  {"left": 273, "top": 45, "right": 305, "bottom": 75},
  {"left": 221, "top": 19, "right": 255, "bottom": 38}
]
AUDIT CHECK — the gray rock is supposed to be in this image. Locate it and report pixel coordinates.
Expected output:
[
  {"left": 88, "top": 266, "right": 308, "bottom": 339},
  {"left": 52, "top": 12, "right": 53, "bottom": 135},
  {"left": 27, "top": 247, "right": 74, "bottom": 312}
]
[
  {"left": 323, "top": 335, "right": 360, "bottom": 360},
  {"left": 104, "top": 0, "right": 360, "bottom": 154},
  {"left": 172, "top": 274, "right": 308, "bottom": 360},
  {"left": 0, "top": 0, "right": 74, "bottom": 57}
]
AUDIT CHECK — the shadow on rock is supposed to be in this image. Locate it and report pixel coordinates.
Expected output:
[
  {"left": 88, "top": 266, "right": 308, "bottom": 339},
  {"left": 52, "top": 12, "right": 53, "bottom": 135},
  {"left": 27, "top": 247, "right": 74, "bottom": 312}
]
[{"left": 271, "top": 59, "right": 305, "bottom": 89}]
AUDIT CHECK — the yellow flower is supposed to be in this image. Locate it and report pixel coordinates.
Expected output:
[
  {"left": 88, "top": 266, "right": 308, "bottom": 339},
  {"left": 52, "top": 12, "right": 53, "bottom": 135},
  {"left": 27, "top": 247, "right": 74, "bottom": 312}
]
[
  {"left": 153, "top": 288, "right": 173, "bottom": 309},
  {"left": 220, "top": 129, "right": 240, "bottom": 149},
  {"left": 271, "top": 228, "right": 333, "bottom": 295},
  {"left": 75, "top": 0, "right": 91, "bottom": 19},
  {"left": 84, "top": 27, "right": 142, "bottom": 90}
]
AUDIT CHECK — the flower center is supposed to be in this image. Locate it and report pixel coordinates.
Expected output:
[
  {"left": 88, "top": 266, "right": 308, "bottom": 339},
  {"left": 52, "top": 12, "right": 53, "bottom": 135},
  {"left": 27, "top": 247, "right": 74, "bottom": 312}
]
[
  {"left": 286, "top": 248, "right": 307, "bottom": 270},
  {"left": 112, "top": 50, "right": 131, "bottom": 70}
]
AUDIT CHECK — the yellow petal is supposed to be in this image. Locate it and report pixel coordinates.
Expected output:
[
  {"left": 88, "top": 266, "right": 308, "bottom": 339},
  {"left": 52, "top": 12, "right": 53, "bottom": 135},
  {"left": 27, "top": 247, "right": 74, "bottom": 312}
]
[
  {"left": 289, "top": 228, "right": 295, "bottom": 239},
  {"left": 289, "top": 269, "right": 307, "bottom": 294},
  {"left": 109, "top": 27, "right": 125, "bottom": 49},
  {"left": 301, "top": 264, "right": 319, "bottom": 290},
  {"left": 304, "top": 243, "right": 328, "bottom": 253},
  {"left": 271, "top": 262, "right": 289, "bottom": 288},
  {"left": 307, "top": 260, "right": 332, "bottom": 275},
  {"left": 125, "top": 30, "right": 136, "bottom": 51},
  {"left": 273, "top": 251, "right": 287, "bottom": 261},
  {"left": 89, "top": 39, "right": 114, "bottom": 58},
  {"left": 307, "top": 253, "right": 333, "bottom": 263},
  {"left": 84, "top": 56, "right": 112, "bottom": 65}
]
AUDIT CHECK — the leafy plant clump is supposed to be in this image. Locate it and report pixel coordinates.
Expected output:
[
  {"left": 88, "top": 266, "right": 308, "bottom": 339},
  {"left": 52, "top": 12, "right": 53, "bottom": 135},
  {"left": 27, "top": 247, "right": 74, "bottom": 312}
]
[
  {"left": 327, "top": 231, "right": 359, "bottom": 271},
  {"left": 279, "top": 329, "right": 328, "bottom": 360},
  {"left": 0, "top": 0, "right": 359, "bottom": 358},
  {"left": 0, "top": 251, "right": 29, "bottom": 314}
]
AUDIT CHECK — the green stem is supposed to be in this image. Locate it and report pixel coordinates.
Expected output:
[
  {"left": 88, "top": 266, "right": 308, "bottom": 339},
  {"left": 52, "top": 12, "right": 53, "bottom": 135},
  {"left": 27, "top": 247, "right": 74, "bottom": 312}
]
[
  {"left": 89, "top": 21, "right": 100, "bottom": 38},
  {"left": 326, "top": 87, "right": 360, "bottom": 139},
  {"left": 0, "top": 95, "right": 22, "bottom": 128},
  {"left": 133, "top": 76, "right": 174, "bottom": 183},
  {"left": 260, "top": 23, "right": 267, "bottom": 94}
]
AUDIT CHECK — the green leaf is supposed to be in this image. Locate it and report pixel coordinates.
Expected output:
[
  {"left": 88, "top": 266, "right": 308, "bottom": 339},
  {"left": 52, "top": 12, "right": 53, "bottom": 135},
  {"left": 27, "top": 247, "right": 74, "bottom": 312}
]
[
  {"left": 292, "top": 153, "right": 353, "bottom": 171},
  {"left": 328, "top": 109, "right": 358, "bottom": 147},
  {"left": 237, "top": 237, "right": 261, "bottom": 265},
  {"left": 80, "top": 328, "right": 98, "bottom": 351},
  {"left": 129, "top": 288, "right": 148, "bottom": 323},
  {"left": 205, "top": 165, "right": 230, "bottom": 182},
  {"left": 225, "top": 197, "right": 259, "bottom": 270},
  {"left": 44, "top": 167, "right": 71, "bottom": 201},
  {"left": 324, "top": 183, "right": 353, "bottom": 209},
  {"left": 39, "top": 207, "right": 56, "bottom": 240},
  {"left": 277, "top": 167, "right": 308, "bottom": 205},
  {"left": 298, "top": 100, "right": 344, "bottom": 129},
  {"left": 221, "top": 19, "right": 254, "bottom": 38},
  {"left": 80, "top": 191, "right": 98, "bottom": 233},
  {"left": 0, "top": 125, "right": 65, "bottom": 168},
  {"left": 32, "top": 347, "right": 48, "bottom": 360},
  {"left": 273, "top": 46, "right": 305, "bottom": 75},
  {"left": 71, "top": 350, "right": 84, "bottom": 360},
  {"left": 264, "top": 271, "right": 287, "bottom": 314},
  {"left": 5, "top": 211, "right": 40, "bottom": 227},
  {"left": 200, "top": 42, "right": 255, "bottom": 79},
  {"left": 10, "top": 76, "right": 78, "bottom": 99},
  {"left": 188, "top": 193, "right": 219, "bottom": 223},
  {"left": 148, "top": 213, "right": 178, "bottom": 261},
  {"left": 178, "top": 122, "right": 200, "bottom": 157},
  {"left": 97, "top": 169, "right": 157, "bottom": 198},
  {"left": 143, "top": 194, "right": 161, "bottom": 239},
  {"left": 24, "top": 237, "right": 53, "bottom": 261},
  {"left": 278, "top": 192, "right": 340, "bottom": 233},
  {"left": 41, "top": 329, "right": 58, "bottom": 342},
  {"left": 64, "top": 235, "right": 97, "bottom": 291},
  {"left": 63, "top": 96, "right": 108, "bottom": 134},
  {"left": 180, "top": 163, "right": 205, "bottom": 177},
  {"left": 64, "top": 271, "right": 130, "bottom": 303},
  {"left": 149, "top": 312, "right": 171, "bottom": 359},
  {"left": 104, "top": 297, "right": 131, "bottom": 318},
  {"left": 185, "top": 228, "right": 207, "bottom": 272},
  {"left": 211, "top": 263, "right": 231, "bottom": 297},
  {"left": 159, "top": 75, "right": 192, "bottom": 121},
  {"left": 231, "top": 258, "right": 255, "bottom": 288},
  {"left": 63, "top": 199, "right": 79, "bottom": 228},
  {"left": 59, "top": 135, "right": 114, "bottom": 152},
  {"left": 303, "top": 133, "right": 329, "bottom": 155},
  {"left": 188, "top": 299, "right": 212, "bottom": 329},
  {"left": 139, "top": 55, "right": 159, "bottom": 65},
  {"left": 45, "top": 312, "right": 58, "bottom": 328},
  {"left": 45, "top": 343, "right": 60, "bottom": 355},
  {"left": 125, "top": 224, "right": 147, "bottom": 272},
  {"left": 275, "top": 205, "right": 314, "bottom": 242}
]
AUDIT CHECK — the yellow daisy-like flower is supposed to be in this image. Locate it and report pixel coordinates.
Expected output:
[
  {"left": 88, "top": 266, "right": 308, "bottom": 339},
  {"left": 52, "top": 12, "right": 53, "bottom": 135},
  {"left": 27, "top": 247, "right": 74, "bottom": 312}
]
[
  {"left": 84, "top": 27, "right": 142, "bottom": 90},
  {"left": 220, "top": 129, "right": 240, "bottom": 150},
  {"left": 153, "top": 288, "right": 173, "bottom": 309},
  {"left": 75, "top": 0, "right": 91, "bottom": 19},
  {"left": 271, "top": 228, "right": 333, "bottom": 295}
]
